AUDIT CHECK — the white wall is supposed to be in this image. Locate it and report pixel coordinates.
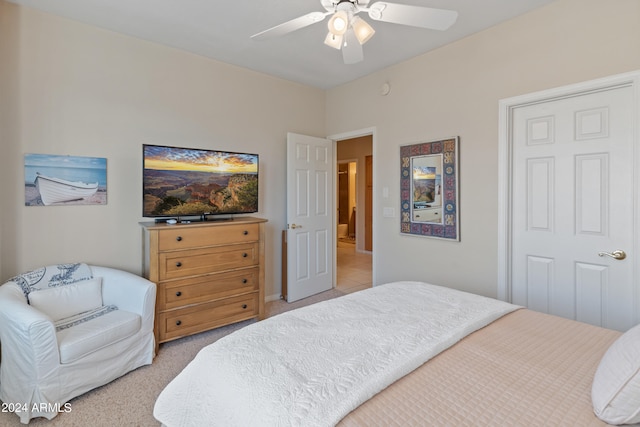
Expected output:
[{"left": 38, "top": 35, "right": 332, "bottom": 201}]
[
  {"left": 4, "top": 0, "right": 640, "bottom": 302},
  {"left": 1, "top": 3, "right": 326, "bottom": 299},
  {"left": 326, "top": 0, "right": 640, "bottom": 298},
  {"left": 0, "top": 0, "right": 21, "bottom": 282}
]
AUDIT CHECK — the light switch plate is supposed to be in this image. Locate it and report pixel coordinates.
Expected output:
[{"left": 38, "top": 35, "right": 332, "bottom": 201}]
[{"left": 382, "top": 186, "right": 389, "bottom": 198}]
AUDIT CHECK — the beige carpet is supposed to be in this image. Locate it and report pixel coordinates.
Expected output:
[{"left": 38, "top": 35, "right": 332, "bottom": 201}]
[{"left": 0, "top": 288, "right": 345, "bottom": 427}]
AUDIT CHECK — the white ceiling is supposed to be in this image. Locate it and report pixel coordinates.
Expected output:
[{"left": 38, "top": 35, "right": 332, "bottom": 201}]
[{"left": 9, "top": 0, "right": 557, "bottom": 89}]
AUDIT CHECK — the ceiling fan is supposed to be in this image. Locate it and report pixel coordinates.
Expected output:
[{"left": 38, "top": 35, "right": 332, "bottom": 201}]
[{"left": 251, "top": 0, "right": 458, "bottom": 65}]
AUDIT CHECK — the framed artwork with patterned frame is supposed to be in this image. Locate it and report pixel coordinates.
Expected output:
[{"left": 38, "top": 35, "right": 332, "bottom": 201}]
[{"left": 400, "top": 136, "right": 459, "bottom": 240}]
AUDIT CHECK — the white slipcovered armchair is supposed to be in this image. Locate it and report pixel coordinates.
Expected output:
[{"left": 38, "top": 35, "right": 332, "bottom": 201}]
[{"left": 0, "top": 264, "right": 156, "bottom": 424}]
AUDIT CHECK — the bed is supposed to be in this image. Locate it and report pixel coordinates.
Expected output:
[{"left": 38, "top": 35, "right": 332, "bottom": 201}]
[{"left": 154, "top": 281, "right": 640, "bottom": 426}]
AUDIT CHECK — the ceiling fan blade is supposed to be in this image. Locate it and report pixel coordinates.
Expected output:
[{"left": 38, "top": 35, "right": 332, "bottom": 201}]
[
  {"left": 341, "top": 29, "right": 364, "bottom": 64},
  {"left": 367, "top": 2, "right": 458, "bottom": 31},
  {"left": 251, "top": 11, "right": 330, "bottom": 40}
]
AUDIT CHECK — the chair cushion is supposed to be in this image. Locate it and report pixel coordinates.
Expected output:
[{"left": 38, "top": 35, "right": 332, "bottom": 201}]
[
  {"left": 56, "top": 309, "right": 141, "bottom": 364},
  {"left": 54, "top": 304, "right": 118, "bottom": 332},
  {"left": 29, "top": 277, "right": 103, "bottom": 321}
]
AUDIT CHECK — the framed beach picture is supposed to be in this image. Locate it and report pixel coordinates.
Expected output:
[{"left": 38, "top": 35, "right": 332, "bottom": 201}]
[{"left": 25, "top": 154, "right": 107, "bottom": 206}]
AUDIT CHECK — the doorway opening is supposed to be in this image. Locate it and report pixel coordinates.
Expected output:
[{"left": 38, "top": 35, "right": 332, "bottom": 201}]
[
  {"left": 337, "top": 161, "right": 356, "bottom": 244},
  {"left": 336, "top": 135, "right": 372, "bottom": 294}
]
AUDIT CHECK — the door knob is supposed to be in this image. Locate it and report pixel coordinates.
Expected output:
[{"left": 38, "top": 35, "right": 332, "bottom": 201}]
[
  {"left": 290, "top": 224, "right": 302, "bottom": 229},
  {"left": 598, "top": 250, "right": 627, "bottom": 260}
]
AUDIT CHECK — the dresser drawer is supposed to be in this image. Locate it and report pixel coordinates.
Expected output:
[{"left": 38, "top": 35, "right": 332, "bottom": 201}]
[
  {"left": 159, "top": 294, "right": 258, "bottom": 341},
  {"left": 160, "top": 267, "right": 259, "bottom": 310},
  {"left": 159, "top": 243, "right": 258, "bottom": 280},
  {"left": 158, "top": 223, "right": 259, "bottom": 251}
]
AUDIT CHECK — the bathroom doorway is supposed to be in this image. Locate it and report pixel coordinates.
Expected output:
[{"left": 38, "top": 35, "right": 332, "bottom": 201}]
[
  {"left": 336, "top": 135, "right": 372, "bottom": 293},
  {"left": 337, "top": 161, "right": 356, "bottom": 243}
]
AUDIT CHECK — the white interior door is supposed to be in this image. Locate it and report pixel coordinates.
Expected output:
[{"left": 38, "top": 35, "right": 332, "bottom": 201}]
[
  {"left": 510, "top": 84, "right": 636, "bottom": 331},
  {"left": 286, "top": 132, "right": 334, "bottom": 302}
]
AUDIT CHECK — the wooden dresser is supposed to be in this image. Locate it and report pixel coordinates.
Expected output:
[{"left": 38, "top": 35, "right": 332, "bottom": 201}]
[{"left": 140, "top": 217, "right": 267, "bottom": 348}]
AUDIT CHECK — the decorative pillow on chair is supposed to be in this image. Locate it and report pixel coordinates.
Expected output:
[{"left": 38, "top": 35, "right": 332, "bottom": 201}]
[
  {"left": 29, "top": 277, "right": 103, "bottom": 321},
  {"left": 592, "top": 323, "right": 640, "bottom": 425},
  {"left": 9, "top": 263, "right": 93, "bottom": 298}
]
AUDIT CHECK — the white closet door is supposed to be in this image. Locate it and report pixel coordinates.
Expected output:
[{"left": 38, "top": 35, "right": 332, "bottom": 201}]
[{"left": 511, "top": 84, "right": 635, "bottom": 331}]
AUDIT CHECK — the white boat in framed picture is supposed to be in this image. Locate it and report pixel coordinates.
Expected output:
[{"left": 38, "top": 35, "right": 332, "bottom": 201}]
[
  {"left": 34, "top": 173, "right": 99, "bottom": 205},
  {"left": 25, "top": 154, "right": 107, "bottom": 206}
]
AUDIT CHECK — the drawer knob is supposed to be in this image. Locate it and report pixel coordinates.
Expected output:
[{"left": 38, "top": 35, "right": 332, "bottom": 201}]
[
  {"left": 243, "top": 230, "right": 249, "bottom": 235},
  {"left": 242, "top": 253, "right": 248, "bottom": 258},
  {"left": 176, "top": 236, "right": 182, "bottom": 241},
  {"left": 176, "top": 320, "right": 182, "bottom": 326},
  {"left": 242, "top": 278, "right": 248, "bottom": 284},
  {"left": 242, "top": 304, "right": 248, "bottom": 309},
  {"left": 175, "top": 291, "right": 182, "bottom": 297},
  {"left": 176, "top": 261, "right": 182, "bottom": 267}
]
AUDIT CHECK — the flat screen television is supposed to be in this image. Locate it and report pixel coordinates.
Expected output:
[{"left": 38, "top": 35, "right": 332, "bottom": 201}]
[{"left": 142, "top": 144, "right": 258, "bottom": 219}]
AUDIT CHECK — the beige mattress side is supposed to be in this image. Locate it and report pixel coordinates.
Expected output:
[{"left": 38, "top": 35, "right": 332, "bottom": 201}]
[{"left": 338, "top": 309, "right": 621, "bottom": 427}]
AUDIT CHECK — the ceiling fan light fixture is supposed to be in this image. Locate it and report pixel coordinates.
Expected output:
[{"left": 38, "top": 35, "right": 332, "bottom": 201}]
[
  {"left": 251, "top": 0, "right": 459, "bottom": 65},
  {"left": 324, "top": 32, "right": 343, "bottom": 49},
  {"left": 351, "top": 16, "right": 375, "bottom": 45},
  {"left": 327, "top": 10, "right": 349, "bottom": 35}
]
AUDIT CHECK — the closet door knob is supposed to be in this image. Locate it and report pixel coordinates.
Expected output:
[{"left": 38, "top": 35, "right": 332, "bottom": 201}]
[{"left": 598, "top": 250, "right": 626, "bottom": 260}]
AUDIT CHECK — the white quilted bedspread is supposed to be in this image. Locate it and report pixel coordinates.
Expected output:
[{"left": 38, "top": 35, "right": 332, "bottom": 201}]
[{"left": 154, "top": 281, "right": 519, "bottom": 427}]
